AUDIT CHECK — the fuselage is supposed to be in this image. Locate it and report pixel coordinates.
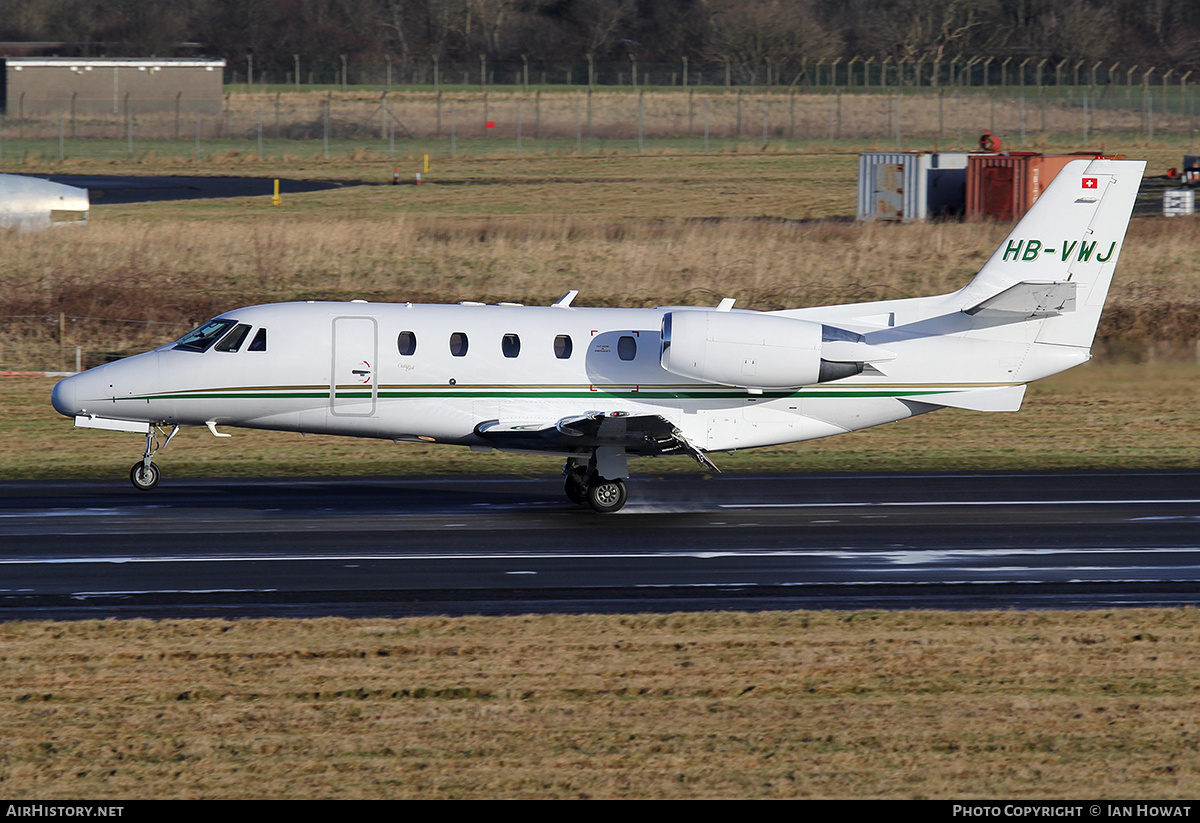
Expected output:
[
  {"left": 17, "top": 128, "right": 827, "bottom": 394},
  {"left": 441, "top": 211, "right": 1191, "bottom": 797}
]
[{"left": 51, "top": 295, "right": 1061, "bottom": 456}]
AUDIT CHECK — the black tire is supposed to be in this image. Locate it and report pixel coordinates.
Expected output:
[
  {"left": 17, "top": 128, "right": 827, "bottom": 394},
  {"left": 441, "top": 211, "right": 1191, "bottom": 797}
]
[
  {"left": 564, "top": 473, "right": 588, "bottom": 505},
  {"left": 586, "top": 477, "right": 627, "bottom": 514},
  {"left": 129, "top": 461, "right": 161, "bottom": 491}
]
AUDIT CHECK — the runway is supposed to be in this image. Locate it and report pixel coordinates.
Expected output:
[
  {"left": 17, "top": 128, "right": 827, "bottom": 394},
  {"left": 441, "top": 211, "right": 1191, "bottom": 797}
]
[{"left": 2, "top": 471, "right": 1200, "bottom": 620}]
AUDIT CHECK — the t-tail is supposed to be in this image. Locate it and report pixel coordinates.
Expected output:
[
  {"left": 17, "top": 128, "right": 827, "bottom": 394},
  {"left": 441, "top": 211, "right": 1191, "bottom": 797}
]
[{"left": 958, "top": 158, "right": 1145, "bottom": 356}]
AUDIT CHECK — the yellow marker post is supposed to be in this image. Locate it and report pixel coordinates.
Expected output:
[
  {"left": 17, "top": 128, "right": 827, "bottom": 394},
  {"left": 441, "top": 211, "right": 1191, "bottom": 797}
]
[
  {"left": 423, "top": 154, "right": 430, "bottom": 173},
  {"left": 272, "top": 179, "right": 281, "bottom": 206}
]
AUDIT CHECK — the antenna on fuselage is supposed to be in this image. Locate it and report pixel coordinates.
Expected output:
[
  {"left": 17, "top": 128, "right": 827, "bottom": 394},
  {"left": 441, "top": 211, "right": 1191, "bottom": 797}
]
[{"left": 552, "top": 290, "right": 579, "bottom": 308}]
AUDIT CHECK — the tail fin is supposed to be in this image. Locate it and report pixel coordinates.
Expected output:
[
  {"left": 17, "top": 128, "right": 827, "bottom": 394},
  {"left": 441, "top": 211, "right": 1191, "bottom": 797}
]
[{"left": 959, "top": 158, "right": 1145, "bottom": 350}]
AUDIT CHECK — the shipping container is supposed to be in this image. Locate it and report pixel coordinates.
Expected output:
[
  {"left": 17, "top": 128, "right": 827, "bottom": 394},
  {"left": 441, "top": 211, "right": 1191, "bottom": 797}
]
[
  {"left": 966, "top": 153, "right": 1120, "bottom": 222},
  {"left": 856, "top": 152, "right": 971, "bottom": 222}
]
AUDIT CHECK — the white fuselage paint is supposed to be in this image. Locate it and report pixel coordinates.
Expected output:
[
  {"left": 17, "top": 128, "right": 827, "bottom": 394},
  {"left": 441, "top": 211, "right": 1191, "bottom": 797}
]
[{"left": 54, "top": 297, "right": 1054, "bottom": 455}]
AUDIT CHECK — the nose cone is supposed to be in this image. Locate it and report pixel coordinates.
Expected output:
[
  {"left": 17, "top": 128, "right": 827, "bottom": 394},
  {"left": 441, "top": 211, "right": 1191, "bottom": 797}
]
[{"left": 51, "top": 374, "right": 80, "bottom": 418}]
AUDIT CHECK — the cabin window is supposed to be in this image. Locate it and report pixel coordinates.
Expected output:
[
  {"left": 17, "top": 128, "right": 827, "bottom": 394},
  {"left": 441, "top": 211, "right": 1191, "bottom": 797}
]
[
  {"left": 397, "top": 331, "right": 417, "bottom": 356},
  {"left": 173, "top": 319, "right": 236, "bottom": 352},
  {"left": 449, "top": 332, "right": 469, "bottom": 357},
  {"left": 248, "top": 328, "right": 267, "bottom": 351},
  {"left": 502, "top": 333, "right": 521, "bottom": 358},
  {"left": 554, "top": 334, "right": 573, "bottom": 359},
  {"left": 617, "top": 335, "right": 637, "bottom": 361},
  {"left": 215, "top": 323, "right": 252, "bottom": 352}
]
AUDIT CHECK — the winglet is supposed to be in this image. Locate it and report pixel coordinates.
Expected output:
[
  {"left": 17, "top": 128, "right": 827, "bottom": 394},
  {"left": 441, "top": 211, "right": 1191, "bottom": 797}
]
[{"left": 553, "top": 290, "right": 579, "bottom": 308}]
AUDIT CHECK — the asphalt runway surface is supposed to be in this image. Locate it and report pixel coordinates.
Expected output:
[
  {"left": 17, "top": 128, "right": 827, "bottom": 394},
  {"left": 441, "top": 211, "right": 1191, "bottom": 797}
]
[
  {"left": 41, "top": 175, "right": 356, "bottom": 203},
  {"left": 3, "top": 471, "right": 1200, "bottom": 620}
]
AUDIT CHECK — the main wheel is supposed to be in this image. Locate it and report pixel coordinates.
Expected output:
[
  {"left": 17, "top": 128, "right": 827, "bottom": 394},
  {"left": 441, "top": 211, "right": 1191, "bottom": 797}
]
[
  {"left": 129, "top": 461, "right": 161, "bottom": 491},
  {"left": 586, "top": 477, "right": 627, "bottom": 514},
  {"left": 564, "top": 473, "right": 588, "bottom": 505}
]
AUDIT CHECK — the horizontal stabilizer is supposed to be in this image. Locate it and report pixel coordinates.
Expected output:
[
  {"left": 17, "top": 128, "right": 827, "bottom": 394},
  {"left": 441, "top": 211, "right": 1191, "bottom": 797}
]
[
  {"left": 906, "top": 384, "right": 1027, "bottom": 412},
  {"left": 964, "top": 281, "right": 1076, "bottom": 319}
]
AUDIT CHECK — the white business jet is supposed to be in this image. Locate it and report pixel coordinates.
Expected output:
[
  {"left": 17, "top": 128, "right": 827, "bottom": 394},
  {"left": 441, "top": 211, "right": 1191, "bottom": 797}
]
[{"left": 52, "top": 158, "right": 1144, "bottom": 512}]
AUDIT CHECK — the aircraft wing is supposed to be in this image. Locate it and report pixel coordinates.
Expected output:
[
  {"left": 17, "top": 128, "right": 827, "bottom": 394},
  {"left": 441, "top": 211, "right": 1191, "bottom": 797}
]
[{"left": 474, "top": 411, "right": 719, "bottom": 471}]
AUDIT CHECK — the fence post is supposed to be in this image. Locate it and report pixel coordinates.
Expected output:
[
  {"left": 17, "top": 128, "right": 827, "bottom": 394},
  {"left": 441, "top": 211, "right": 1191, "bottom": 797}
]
[
  {"left": 789, "top": 88, "right": 795, "bottom": 139},
  {"left": 704, "top": 97, "right": 710, "bottom": 151},
  {"left": 1083, "top": 88, "right": 1089, "bottom": 145},
  {"left": 637, "top": 90, "right": 644, "bottom": 152}
]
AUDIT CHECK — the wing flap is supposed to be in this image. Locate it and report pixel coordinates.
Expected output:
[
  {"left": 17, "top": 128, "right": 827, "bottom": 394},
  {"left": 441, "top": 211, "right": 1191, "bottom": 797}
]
[{"left": 475, "top": 411, "right": 718, "bottom": 470}]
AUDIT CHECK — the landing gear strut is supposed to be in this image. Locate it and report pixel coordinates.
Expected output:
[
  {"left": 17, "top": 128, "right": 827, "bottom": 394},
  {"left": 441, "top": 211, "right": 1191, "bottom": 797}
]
[
  {"left": 563, "top": 458, "right": 629, "bottom": 513},
  {"left": 129, "top": 425, "right": 178, "bottom": 491}
]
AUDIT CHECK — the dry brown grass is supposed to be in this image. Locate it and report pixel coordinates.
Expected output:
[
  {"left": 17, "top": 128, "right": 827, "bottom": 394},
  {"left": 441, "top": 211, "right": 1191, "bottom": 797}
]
[
  {"left": 1, "top": 610, "right": 1199, "bottom": 799},
  {"left": 4, "top": 209, "right": 1199, "bottom": 371}
]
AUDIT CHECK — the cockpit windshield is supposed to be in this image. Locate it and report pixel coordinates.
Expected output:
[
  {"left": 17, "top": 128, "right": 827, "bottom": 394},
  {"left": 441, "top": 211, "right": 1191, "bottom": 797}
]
[{"left": 173, "top": 319, "right": 236, "bottom": 352}]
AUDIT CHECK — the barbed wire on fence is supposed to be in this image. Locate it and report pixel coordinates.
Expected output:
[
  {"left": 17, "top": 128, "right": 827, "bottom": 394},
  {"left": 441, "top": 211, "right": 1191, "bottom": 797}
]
[{"left": 215, "top": 57, "right": 1198, "bottom": 96}]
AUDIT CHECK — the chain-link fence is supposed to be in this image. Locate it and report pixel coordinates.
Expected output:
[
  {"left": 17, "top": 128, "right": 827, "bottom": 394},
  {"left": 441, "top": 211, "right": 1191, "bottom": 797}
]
[{"left": 1, "top": 86, "right": 1198, "bottom": 164}]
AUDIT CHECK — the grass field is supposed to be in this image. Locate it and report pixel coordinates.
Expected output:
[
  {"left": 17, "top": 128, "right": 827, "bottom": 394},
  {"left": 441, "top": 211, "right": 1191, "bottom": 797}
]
[
  {"left": 3, "top": 610, "right": 1200, "bottom": 799},
  {"left": 2, "top": 135, "right": 1199, "bottom": 799}
]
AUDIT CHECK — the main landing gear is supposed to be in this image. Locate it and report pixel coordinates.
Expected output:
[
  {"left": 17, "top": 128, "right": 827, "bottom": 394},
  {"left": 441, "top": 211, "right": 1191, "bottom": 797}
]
[
  {"left": 129, "top": 425, "right": 179, "bottom": 491},
  {"left": 563, "top": 460, "right": 629, "bottom": 514}
]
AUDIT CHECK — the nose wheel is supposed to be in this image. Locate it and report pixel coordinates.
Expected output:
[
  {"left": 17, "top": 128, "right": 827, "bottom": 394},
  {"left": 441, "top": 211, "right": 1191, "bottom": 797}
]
[
  {"left": 128, "top": 425, "right": 178, "bottom": 490},
  {"left": 129, "top": 461, "right": 161, "bottom": 491}
]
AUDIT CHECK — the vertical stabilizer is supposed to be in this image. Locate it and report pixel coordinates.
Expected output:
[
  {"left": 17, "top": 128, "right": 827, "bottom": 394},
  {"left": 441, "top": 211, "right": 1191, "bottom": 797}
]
[{"left": 959, "top": 158, "right": 1144, "bottom": 350}]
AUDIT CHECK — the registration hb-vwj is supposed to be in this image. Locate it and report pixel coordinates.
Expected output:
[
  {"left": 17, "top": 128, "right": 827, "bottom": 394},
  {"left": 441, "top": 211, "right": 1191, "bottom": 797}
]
[{"left": 52, "top": 159, "right": 1144, "bottom": 512}]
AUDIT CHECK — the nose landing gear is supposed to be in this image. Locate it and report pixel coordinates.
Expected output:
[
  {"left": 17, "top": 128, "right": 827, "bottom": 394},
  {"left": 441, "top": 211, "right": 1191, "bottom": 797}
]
[{"left": 129, "top": 425, "right": 179, "bottom": 491}]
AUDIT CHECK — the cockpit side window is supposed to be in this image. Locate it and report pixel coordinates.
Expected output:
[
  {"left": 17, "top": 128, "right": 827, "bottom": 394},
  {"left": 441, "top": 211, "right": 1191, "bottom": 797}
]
[
  {"left": 173, "top": 319, "right": 236, "bottom": 352},
  {"left": 215, "top": 323, "right": 252, "bottom": 352},
  {"left": 248, "top": 328, "right": 267, "bottom": 351}
]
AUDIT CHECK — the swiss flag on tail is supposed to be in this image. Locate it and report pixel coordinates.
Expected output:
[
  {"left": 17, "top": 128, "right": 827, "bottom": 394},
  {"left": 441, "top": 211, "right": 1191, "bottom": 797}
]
[{"left": 1082, "top": 177, "right": 1098, "bottom": 189}]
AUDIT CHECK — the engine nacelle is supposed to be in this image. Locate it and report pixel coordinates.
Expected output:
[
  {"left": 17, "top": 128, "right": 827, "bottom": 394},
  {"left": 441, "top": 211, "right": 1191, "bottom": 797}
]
[{"left": 660, "top": 310, "right": 867, "bottom": 389}]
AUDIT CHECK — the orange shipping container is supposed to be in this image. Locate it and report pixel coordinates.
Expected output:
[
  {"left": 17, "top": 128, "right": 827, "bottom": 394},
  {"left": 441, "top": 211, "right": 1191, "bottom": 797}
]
[{"left": 966, "top": 153, "right": 1098, "bottom": 221}]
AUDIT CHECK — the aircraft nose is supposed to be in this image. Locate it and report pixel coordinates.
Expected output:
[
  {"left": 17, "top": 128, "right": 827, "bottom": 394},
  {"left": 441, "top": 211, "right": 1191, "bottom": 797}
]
[{"left": 51, "top": 374, "right": 79, "bottom": 418}]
